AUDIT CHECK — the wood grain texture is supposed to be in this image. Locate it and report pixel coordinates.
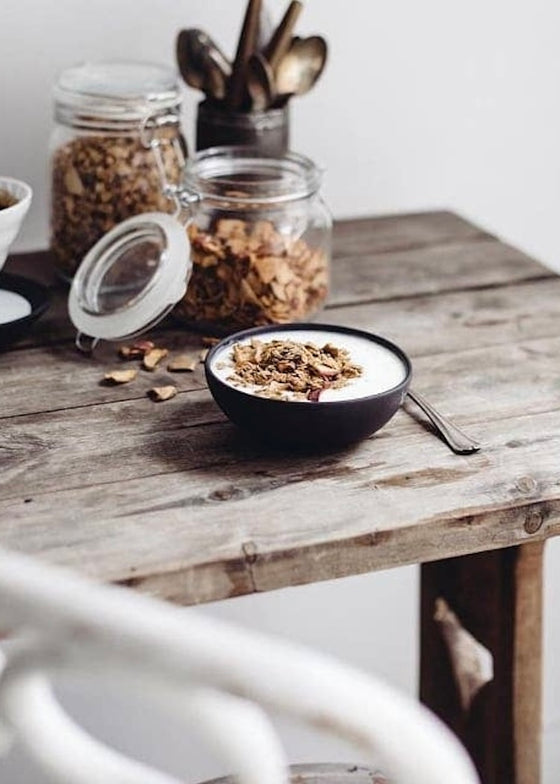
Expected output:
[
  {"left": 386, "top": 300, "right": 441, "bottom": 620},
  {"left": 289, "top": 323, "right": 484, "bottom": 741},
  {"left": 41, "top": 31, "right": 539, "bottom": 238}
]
[
  {"left": 420, "top": 543, "right": 544, "bottom": 784},
  {"left": 0, "top": 211, "right": 559, "bottom": 606},
  {"left": 3, "top": 275, "right": 560, "bottom": 420},
  {"left": 4, "top": 211, "right": 553, "bottom": 352},
  {"left": 329, "top": 238, "right": 552, "bottom": 307}
]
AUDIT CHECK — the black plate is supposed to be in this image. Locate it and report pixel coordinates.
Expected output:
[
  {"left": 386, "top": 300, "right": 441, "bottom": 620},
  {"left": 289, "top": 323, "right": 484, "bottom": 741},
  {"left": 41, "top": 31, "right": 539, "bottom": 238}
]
[
  {"left": 205, "top": 323, "right": 413, "bottom": 448},
  {"left": 0, "top": 272, "right": 50, "bottom": 348}
]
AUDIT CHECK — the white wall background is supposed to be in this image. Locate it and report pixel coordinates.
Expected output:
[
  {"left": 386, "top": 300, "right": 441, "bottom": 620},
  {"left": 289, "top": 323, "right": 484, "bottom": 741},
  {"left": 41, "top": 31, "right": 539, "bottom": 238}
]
[{"left": 1, "top": 0, "right": 560, "bottom": 781}]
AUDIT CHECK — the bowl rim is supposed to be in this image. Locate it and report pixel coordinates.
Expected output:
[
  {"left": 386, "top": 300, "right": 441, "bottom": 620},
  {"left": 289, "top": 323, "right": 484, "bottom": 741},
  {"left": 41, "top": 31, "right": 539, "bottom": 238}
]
[
  {"left": 0, "top": 176, "right": 33, "bottom": 215},
  {"left": 205, "top": 322, "right": 413, "bottom": 408}
]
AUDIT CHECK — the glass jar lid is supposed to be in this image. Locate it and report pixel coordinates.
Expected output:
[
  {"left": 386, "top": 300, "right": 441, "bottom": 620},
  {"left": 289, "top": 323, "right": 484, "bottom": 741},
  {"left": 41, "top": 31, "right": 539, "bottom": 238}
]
[
  {"left": 68, "top": 213, "right": 191, "bottom": 344},
  {"left": 54, "top": 61, "right": 181, "bottom": 125}
]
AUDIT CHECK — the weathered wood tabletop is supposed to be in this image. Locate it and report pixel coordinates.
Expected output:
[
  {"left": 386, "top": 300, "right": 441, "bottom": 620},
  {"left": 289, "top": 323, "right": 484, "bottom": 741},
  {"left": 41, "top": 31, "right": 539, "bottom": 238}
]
[{"left": 2, "top": 211, "right": 559, "bottom": 784}]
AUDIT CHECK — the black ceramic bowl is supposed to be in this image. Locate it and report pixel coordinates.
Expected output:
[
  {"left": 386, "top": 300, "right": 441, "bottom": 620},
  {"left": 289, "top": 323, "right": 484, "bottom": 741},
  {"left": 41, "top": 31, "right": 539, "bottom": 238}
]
[
  {"left": 0, "top": 272, "right": 50, "bottom": 348},
  {"left": 205, "top": 323, "right": 412, "bottom": 447}
]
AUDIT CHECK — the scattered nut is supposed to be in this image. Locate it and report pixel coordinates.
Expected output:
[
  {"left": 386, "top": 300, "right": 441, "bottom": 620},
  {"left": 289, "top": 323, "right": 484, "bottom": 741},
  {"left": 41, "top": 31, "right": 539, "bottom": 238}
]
[
  {"left": 142, "top": 348, "right": 169, "bottom": 371},
  {"left": 103, "top": 369, "right": 138, "bottom": 385},
  {"left": 202, "top": 336, "right": 220, "bottom": 347},
  {"left": 167, "top": 355, "right": 198, "bottom": 372},
  {"left": 148, "top": 385, "right": 178, "bottom": 402},
  {"left": 119, "top": 340, "right": 155, "bottom": 359}
]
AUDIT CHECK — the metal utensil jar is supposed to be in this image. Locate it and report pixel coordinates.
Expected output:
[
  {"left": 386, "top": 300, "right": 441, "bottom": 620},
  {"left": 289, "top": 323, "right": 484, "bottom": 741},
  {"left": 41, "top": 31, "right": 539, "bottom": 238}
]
[{"left": 49, "top": 61, "right": 185, "bottom": 280}]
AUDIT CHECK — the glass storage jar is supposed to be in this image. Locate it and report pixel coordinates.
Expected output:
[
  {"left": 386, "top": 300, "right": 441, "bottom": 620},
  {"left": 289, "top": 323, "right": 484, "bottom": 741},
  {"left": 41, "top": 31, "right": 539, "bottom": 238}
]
[
  {"left": 66, "top": 146, "right": 331, "bottom": 348},
  {"left": 174, "top": 146, "right": 331, "bottom": 334},
  {"left": 49, "top": 61, "right": 184, "bottom": 280}
]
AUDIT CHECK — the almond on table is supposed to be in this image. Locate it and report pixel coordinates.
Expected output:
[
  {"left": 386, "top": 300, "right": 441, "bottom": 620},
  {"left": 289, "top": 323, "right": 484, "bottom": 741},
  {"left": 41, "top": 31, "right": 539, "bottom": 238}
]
[
  {"left": 142, "top": 348, "right": 169, "bottom": 371},
  {"left": 167, "top": 355, "right": 198, "bottom": 372},
  {"left": 119, "top": 340, "right": 155, "bottom": 359},
  {"left": 103, "top": 369, "right": 138, "bottom": 385},
  {"left": 148, "top": 385, "right": 178, "bottom": 402}
]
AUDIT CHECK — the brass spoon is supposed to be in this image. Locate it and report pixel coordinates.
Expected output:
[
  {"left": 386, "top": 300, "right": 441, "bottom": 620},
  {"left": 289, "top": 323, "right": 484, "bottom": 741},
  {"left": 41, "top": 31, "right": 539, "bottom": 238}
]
[
  {"left": 264, "top": 1, "right": 303, "bottom": 71},
  {"left": 274, "top": 35, "right": 328, "bottom": 104},
  {"left": 247, "top": 53, "right": 275, "bottom": 111},
  {"left": 227, "top": 0, "right": 262, "bottom": 109},
  {"left": 247, "top": 0, "right": 303, "bottom": 111},
  {"left": 176, "top": 29, "right": 232, "bottom": 101}
]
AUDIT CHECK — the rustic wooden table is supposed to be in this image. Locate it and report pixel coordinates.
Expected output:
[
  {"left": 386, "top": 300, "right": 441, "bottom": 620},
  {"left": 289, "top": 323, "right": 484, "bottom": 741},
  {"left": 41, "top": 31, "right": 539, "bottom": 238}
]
[{"left": 2, "top": 211, "right": 559, "bottom": 784}]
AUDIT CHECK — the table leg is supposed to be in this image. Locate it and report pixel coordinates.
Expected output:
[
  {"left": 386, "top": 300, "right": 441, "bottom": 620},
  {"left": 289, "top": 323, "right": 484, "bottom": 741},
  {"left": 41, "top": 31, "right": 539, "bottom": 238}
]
[{"left": 420, "top": 542, "right": 544, "bottom": 784}]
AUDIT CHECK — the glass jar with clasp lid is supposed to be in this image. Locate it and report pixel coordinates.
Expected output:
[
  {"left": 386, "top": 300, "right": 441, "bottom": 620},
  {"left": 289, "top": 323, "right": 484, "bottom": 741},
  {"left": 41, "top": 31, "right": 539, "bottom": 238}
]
[
  {"left": 49, "top": 61, "right": 185, "bottom": 280},
  {"left": 67, "top": 145, "right": 331, "bottom": 350}
]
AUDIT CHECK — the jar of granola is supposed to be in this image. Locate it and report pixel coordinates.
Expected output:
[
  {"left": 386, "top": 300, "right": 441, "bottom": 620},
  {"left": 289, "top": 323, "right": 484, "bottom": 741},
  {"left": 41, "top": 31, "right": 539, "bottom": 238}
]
[
  {"left": 49, "top": 61, "right": 185, "bottom": 280},
  {"left": 174, "top": 146, "right": 331, "bottom": 333},
  {"left": 66, "top": 146, "right": 331, "bottom": 349}
]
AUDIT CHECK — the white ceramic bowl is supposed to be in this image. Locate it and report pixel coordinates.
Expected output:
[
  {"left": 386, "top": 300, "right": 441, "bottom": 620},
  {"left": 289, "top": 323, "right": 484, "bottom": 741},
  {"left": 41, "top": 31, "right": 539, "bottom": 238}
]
[{"left": 0, "top": 177, "right": 32, "bottom": 270}]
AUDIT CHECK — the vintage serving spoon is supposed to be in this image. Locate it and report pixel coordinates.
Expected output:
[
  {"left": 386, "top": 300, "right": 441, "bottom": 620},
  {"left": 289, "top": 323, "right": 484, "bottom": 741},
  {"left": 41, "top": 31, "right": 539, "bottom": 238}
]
[
  {"left": 247, "top": 0, "right": 303, "bottom": 110},
  {"left": 273, "top": 35, "right": 328, "bottom": 105},
  {"left": 176, "top": 29, "right": 232, "bottom": 101},
  {"left": 227, "top": 0, "right": 262, "bottom": 109},
  {"left": 406, "top": 389, "right": 481, "bottom": 455},
  {"left": 248, "top": 28, "right": 326, "bottom": 111},
  {"left": 264, "top": 1, "right": 303, "bottom": 71},
  {"left": 247, "top": 53, "right": 275, "bottom": 110}
]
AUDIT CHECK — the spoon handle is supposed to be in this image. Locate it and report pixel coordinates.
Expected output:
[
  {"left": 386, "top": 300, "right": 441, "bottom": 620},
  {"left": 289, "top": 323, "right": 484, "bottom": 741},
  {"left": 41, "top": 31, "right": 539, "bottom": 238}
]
[
  {"left": 228, "top": 0, "right": 262, "bottom": 109},
  {"left": 264, "top": 0, "right": 303, "bottom": 70},
  {"left": 406, "top": 389, "right": 481, "bottom": 455}
]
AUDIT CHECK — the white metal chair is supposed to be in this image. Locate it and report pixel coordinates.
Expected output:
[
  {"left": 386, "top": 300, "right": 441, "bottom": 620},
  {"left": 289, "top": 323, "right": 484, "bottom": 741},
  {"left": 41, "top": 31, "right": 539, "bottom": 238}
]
[{"left": 0, "top": 548, "right": 479, "bottom": 784}]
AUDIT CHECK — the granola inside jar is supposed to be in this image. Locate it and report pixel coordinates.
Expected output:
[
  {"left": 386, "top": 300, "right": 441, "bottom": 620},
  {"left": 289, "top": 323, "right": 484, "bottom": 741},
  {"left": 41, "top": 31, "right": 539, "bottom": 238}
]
[
  {"left": 174, "top": 147, "right": 331, "bottom": 333},
  {"left": 49, "top": 61, "right": 184, "bottom": 280}
]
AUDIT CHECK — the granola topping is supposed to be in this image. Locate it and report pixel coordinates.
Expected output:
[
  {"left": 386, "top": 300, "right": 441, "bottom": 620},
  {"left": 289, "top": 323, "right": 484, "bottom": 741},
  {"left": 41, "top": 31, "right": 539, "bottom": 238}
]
[{"left": 226, "top": 338, "right": 362, "bottom": 401}]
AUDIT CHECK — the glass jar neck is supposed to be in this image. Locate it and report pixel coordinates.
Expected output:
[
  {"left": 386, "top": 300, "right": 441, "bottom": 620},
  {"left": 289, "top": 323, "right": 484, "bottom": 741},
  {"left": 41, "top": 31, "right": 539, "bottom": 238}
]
[
  {"left": 54, "top": 102, "right": 181, "bottom": 134},
  {"left": 182, "top": 146, "right": 322, "bottom": 206}
]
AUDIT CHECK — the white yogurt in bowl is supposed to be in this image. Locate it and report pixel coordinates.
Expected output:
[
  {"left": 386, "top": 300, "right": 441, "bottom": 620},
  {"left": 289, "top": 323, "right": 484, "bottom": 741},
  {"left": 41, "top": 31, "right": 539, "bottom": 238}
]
[{"left": 210, "top": 327, "right": 408, "bottom": 402}]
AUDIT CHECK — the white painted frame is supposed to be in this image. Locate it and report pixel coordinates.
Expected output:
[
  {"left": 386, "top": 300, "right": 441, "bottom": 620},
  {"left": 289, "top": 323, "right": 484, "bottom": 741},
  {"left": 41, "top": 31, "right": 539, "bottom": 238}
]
[{"left": 0, "top": 549, "right": 479, "bottom": 784}]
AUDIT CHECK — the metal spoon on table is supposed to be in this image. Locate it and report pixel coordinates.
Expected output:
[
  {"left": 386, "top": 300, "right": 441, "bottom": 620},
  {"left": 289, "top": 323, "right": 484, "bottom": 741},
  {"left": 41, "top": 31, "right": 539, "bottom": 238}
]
[
  {"left": 405, "top": 389, "right": 481, "bottom": 455},
  {"left": 176, "top": 29, "right": 232, "bottom": 101}
]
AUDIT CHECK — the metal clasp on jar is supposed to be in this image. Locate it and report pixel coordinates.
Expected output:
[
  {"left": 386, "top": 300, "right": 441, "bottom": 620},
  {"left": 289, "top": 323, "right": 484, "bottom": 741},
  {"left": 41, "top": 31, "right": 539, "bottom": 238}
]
[{"left": 140, "top": 113, "right": 195, "bottom": 219}]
